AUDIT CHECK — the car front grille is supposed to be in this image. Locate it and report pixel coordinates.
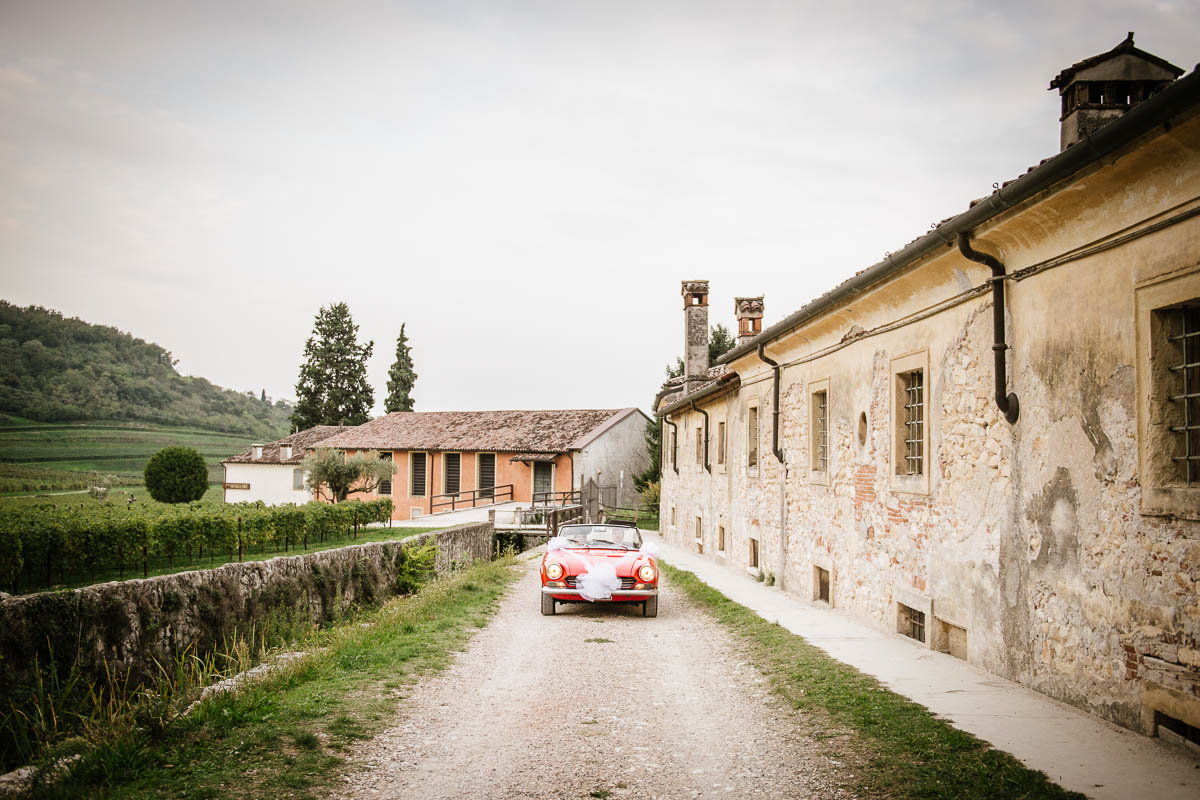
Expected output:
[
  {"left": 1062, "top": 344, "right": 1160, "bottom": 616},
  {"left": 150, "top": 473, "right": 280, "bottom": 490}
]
[{"left": 564, "top": 576, "right": 636, "bottom": 589}]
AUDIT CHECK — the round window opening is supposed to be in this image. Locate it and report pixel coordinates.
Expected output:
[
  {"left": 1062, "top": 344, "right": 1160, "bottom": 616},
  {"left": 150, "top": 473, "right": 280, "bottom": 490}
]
[{"left": 857, "top": 412, "right": 868, "bottom": 446}]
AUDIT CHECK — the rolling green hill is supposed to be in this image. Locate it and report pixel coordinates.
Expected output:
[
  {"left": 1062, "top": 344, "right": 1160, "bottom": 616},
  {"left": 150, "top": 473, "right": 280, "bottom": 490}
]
[
  {"left": 0, "top": 301, "right": 292, "bottom": 438},
  {"left": 0, "top": 301, "right": 294, "bottom": 493}
]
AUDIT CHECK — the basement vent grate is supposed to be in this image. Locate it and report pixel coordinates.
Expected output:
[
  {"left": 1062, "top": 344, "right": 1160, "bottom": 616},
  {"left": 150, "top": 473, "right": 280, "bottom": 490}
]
[{"left": 898, "top": 603, "right": 926, "bottom": 643}]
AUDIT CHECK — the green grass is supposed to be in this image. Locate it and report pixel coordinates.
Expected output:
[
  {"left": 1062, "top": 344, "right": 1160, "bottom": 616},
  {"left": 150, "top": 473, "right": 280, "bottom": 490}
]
[
  {"left": 0, "top": 417, "right": 262, "bottom": 485},
  {"left": 30, "top": 556, "right": 520, "bottom": 800},
  {"left": 663, "top": 563, "right": 1085, "bottom": 800}
]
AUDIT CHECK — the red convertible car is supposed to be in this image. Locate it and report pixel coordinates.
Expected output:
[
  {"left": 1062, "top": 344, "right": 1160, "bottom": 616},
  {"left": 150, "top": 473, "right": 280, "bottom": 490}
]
[{"left": 540, "top": 521, "right": 659, "bottom": 617}]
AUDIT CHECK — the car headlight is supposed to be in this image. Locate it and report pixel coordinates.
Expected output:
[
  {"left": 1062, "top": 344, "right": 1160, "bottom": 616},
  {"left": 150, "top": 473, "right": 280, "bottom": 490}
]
[
  {"left": 638, "top": 564, "right": 656, "bottom": 582},
  {"left": 545, "top": 562, "right": 565, "bottom": 580}
]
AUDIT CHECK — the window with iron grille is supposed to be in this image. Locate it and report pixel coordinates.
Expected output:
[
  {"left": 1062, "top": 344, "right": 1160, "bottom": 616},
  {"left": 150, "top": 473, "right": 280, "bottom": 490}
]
[
  {"left": 379, "top": 452, "right": 393, "bottom": 495},
  {"left": 899, "top": 603, "right": 926, "bottom": 643},
  {"left": 748, "top": 406, "right": 759, "bottom": 467},
  {"left": 812, "top": 389, "right": 828, "bottom": 472},
  {"left": 1166, "top": 304, "right": 1200, "bottom": 486},
  {"left": 410, "top": 452, "right": 427, "bottom": 497},
  {"left": 902, "top": 370, "right": 924, "bottom": 476}
]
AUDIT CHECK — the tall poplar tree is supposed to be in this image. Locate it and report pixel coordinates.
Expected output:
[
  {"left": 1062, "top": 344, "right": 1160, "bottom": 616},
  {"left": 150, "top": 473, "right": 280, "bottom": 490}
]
[
  {"left": 384, "top": 323, "right": 418, "bottom": 413},
  {"left": 291, "top": 303, "right": 375, "bottom": 431}
]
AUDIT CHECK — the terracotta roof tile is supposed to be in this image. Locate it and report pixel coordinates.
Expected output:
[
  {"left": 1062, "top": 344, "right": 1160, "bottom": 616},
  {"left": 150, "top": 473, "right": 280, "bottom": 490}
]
[
  {"left": 223, "top": 425, "right": 350, "bottom": 465},
  {"left": 316, "top": 410, "right": 627, "bottom": 453}
]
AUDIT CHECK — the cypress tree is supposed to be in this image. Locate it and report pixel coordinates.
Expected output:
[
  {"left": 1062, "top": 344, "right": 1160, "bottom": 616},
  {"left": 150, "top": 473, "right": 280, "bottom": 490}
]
[
  {"left": 291, "top": 303, "right": 375, "bottom": 431},
  {"left": 384, "top": 323, "right": 418, "bottom": 413}
]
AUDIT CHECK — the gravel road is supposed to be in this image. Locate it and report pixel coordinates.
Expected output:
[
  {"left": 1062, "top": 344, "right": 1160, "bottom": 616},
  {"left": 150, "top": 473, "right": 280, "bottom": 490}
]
[{"left": 334, "top": 556, "right": 851, "bottom": 800}]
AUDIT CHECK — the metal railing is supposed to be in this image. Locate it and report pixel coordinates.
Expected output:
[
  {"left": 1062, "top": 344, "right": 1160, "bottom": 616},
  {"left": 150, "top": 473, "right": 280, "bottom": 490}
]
[
  {"left": 532, "top": 490, "right": 580, "bottom": 507},
  {"left": 431, "top": 483, "right": 514, "bottom": 513},
  {"left": 494, "top": 503, "right": 585, "bottom": 536}
]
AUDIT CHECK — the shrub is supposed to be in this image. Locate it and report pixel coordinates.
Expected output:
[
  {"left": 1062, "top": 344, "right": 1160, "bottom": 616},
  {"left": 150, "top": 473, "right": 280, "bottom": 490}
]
[
  {"left": 640, "top": 480, "right": 661, "bottom": 513},
  {"left": 143, "top": 447, "right": 208, "bottom": 504}
]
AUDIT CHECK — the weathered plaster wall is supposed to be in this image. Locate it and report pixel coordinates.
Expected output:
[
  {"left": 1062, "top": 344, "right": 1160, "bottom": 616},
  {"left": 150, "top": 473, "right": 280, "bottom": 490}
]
[
  {"left": 659, "top": 113, "right": 1200, "bottom": 734},
  {"left": 0, "top": 523, "right": 494, "bottom": 703},
  {"left": 574, "top": 411, "right": 652, "bottom": 507}
]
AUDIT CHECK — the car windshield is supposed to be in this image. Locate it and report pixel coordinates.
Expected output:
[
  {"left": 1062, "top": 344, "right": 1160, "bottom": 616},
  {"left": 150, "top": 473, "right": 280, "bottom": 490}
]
[{"left": 557, "top": 525, "right": 642, "bottom": 549}]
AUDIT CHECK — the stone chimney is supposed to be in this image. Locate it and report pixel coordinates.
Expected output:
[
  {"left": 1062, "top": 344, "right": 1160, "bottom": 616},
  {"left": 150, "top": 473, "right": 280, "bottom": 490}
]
[
  {"left": 734, "top": 296, "right": 764, "bottom": 345},
  {"left": 252, "top": 444, "right": 263, "bottom": 460},
  {"left": 1050, "top": 33, "right": 1182, "bottom": 152},
  {"left": 280, "top": 443, "right": 292, "bottom": 460},
  {"left": 682, "top": 280, "right": 710, "bottom": 389}
]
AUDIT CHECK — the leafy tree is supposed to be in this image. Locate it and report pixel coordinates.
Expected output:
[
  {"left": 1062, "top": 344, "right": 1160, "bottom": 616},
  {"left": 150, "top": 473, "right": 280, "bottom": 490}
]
[
  {"left": 633, "top": 417, "right": 662, "bottom": 493},
  {"left": 709, "top": 323, "right": 736, "bottom": 365},
  {"left": 303, "top": 447, "right": 396, "bottom": 503},
  {"left": 384, "top": 323, "right": 418, "bottom": 413},
  {"left": 144, "top": 446, "right": 209, "bottom": 503},
  {"left": 291, "top": 303, "right": 375, "bottom": 431}
]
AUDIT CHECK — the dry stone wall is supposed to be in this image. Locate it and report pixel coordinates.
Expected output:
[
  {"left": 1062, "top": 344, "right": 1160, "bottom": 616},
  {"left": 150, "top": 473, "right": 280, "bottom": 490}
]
[{"left": 0, "top": 522, "right": 494, "bottom": 702}]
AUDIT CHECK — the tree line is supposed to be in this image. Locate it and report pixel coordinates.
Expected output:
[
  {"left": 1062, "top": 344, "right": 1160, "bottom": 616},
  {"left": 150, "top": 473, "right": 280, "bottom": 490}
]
[{"left": 0, "top": 301, "right": 292, "bottom": 438}]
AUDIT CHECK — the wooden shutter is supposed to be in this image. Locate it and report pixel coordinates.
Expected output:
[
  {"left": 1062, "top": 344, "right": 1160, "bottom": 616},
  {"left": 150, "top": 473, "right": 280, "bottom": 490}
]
[
  {"left": 379, "top": 452, "right": 393, "bottom": 495},
  {"left": 444, "top": 453, "right": 461, "bottom": 495},
  {"left": 411, "top": 452, "right": 427, "bottom": 496},
  {"left": 478, "top": 453, "right": 496, "bottom": 496}
]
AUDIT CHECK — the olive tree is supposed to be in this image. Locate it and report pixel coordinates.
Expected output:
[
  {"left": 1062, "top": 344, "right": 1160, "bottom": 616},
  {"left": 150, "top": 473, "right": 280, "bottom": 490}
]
[{"left": 302, "top": 447, "right": 396, "bottom": 503}]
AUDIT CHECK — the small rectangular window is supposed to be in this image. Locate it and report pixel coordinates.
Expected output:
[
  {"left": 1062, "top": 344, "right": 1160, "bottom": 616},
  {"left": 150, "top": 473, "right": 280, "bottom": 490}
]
[
  {"left": 814, "top": 566, "right": 830, "bottom": 603},
  {"left": 411, "top": 452, "right": 427, "bottom": 497},
  {"left": 1164, "top": 304, "right": 1200, "bottom": 486},
  {"left": 717, "top": 421, "right": 726, "bottom": 465},
  {"left": 670, "top": 427, "right": 677, "bottom": 468},
  {"left": 812, "top": 390, "right": 828, "bottom": 472},
  {"left": 478, "top": 453, "right": 496, "bottom": 497},
  {"left": 696, "top": 426, "right": 703, "bottom": 465},
  {"left": 379, "top": 452, "right": 392, "bottom": 495},
  {"left": 748, "top": 406, "right": 759, "bottom": 467},
  {"left": 695, "top": 516, "right": 703, "bottom": 554},
  {"left": 717, "top": 525, "right": 725, "bottom": 552},
  {"left": 899, "top": 370, "right": 924, "bottom": 476},
  {"left": 898, "top": 603, "right": 926, "bottom": 643},
  {"left": 670, "top": 505, "right": 676, "bottom": 526},
  {"left": 444, "top": 452, "right": 461, "bottom": 495},
  {"left": 292, "top": 468, "right": 304, "bottom": 491},
  {"left": 748, "top": 537, "right": 759, "bottom": 568}
]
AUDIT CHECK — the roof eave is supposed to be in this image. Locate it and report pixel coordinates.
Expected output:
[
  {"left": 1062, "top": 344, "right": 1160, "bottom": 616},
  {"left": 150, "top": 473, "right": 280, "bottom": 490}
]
[{"left": 717, "top": 67, "right": 1200, "bottom": 367}]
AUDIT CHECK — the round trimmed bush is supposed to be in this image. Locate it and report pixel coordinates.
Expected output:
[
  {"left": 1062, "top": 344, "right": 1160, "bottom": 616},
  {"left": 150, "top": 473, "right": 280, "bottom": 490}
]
[{"left": 144, "top": 446, "right": 209, "bottom": 503}]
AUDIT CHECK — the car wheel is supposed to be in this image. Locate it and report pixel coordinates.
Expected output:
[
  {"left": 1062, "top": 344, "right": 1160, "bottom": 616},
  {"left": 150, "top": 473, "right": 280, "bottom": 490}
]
[
  {"left": 541, "top": 593, "right": 556, "bottom": 616},
  {"left": 643, "top": 596, "right": 658, "bottom": 618}
]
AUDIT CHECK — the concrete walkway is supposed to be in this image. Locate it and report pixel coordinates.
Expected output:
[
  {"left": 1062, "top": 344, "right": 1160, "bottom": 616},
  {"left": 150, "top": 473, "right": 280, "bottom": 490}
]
[
  {"left": 645, "top": 532, "right": 1200, "bottom": 800},
  {"left": 382, "top": 501, "right": 523, "bottom": 528}
]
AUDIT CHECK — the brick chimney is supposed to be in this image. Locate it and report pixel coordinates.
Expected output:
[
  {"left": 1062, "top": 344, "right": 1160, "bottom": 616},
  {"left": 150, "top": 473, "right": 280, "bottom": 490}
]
[
  {"left": 682, "top": 280, "right": 710, "bottom": 389},
  {"left": 734, "top": 296, "right": 764, "bottom": 345},
  {"left": 1050, "top": 33, "right": 1182, "bottom": 151}
]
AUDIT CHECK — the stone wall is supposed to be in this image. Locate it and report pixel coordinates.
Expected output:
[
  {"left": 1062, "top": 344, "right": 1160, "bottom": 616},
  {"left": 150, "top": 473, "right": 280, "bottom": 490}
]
[{"left": 0, "top": 523, "right": 494, "bottom": 701}]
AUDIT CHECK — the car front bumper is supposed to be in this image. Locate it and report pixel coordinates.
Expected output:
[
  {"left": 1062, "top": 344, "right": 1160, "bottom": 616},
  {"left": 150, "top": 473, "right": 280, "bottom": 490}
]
[{"left": 541, "top": 587, "right": 658, "bottom": 599}]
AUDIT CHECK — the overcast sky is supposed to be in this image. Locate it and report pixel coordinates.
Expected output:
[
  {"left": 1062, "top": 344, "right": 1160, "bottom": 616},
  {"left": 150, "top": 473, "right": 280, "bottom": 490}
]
[{"left": 1, "top": 1, "right": 1195, "bottom": 415}]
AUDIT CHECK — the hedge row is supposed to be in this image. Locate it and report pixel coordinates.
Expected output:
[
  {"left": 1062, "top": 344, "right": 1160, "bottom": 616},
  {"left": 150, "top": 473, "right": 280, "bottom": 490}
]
[{"left": 0, "top": 498, "right": 393, "bottom": 593}]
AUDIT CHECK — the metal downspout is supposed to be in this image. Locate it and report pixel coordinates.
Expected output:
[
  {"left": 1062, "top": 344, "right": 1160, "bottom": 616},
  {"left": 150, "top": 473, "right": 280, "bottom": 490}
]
[
  {"left": 757, "top": 343, "right": 787, "bottom": 589},
  {"left": 691, "top": 400, "right": 711, "bottom": 473},
  {"left": 663, "top": 416, "right": 679, "bottom": 475},
  {"left": 957, "top": 232, "right": 1020, "bottom": 424},
  {"left": 756, "top": 344, "right": 784, "bottom": 462}
]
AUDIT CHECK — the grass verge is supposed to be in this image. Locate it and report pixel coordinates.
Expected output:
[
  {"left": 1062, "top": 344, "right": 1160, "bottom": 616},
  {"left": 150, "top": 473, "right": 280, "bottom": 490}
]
[
  {"left": 27, "top": 556, "right": 519, "bottom": 800},
  {"left": 662, "top": 563, "right": 1085, "bottom": 800}
]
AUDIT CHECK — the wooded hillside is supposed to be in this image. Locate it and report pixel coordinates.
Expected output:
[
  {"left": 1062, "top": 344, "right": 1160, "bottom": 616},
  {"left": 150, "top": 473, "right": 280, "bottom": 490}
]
[{"left": 0, "top": 302, "right": 292, "bottom": 439}]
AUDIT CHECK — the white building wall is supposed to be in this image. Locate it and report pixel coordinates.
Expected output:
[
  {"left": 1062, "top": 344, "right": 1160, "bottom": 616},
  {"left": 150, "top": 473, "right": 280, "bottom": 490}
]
[
  {"left": 223, "top": 463, "right": 311, "bottom": 506},
  {"left": 574, "top": 411, "right": 652, "bottom": 508}
]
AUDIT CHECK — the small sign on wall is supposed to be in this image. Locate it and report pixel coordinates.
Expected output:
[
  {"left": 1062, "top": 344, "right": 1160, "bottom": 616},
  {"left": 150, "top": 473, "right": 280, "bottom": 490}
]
[{"left": 223, "top": 482, "right": 250, "bottom": 490}]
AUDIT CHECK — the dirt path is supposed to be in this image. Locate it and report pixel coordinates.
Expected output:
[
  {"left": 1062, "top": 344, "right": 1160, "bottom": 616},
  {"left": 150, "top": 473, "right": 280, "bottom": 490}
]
[{"left": 334, "top": 557, "right": 850, "bottom": 800}]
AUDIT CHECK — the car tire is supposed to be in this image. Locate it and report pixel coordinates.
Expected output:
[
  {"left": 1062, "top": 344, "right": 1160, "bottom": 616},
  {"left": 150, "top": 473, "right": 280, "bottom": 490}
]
[
  {"left": 643, "top": 596, "right": 658, "bottom": 618},
  {"left": 541, "top": 593, "right": 556, "bottom": 616}
]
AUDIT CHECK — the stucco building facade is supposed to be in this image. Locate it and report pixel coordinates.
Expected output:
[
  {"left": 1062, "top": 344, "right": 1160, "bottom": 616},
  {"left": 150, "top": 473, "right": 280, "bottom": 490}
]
[{"left": 655, "top": 39, "right": 1200, "bottom": 743}]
